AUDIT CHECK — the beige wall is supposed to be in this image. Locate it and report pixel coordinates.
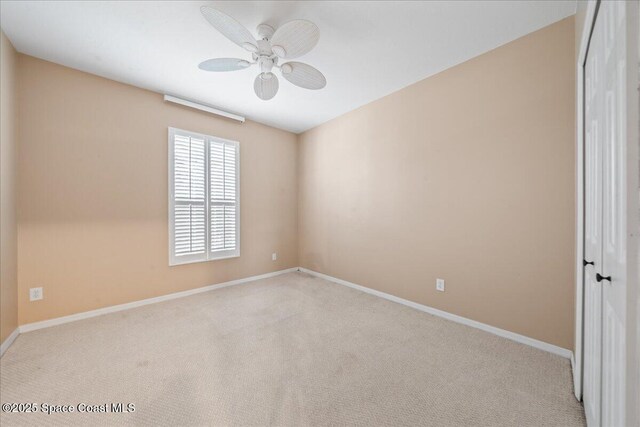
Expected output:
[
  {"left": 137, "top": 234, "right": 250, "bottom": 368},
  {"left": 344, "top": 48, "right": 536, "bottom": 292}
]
[
  {"left": 298, "top": 17, "right": 576, "bottom": 349},
  {"left": 16, "top": 55, "right": 298, "bottom": 324},
  {"left": 10, "top": 16, "right": 577, "bottom": 353},
  {"left": 574, "top": 0, "right": 589, "bottom": 58},
  {"left": 1, "top": 31, "right": 18, "bottom": 343}
]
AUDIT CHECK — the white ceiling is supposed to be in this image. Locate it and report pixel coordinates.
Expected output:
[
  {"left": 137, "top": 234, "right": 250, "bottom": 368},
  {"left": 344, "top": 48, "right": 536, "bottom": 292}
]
[{"left": 0, "top": 1, "right": 576, "bottom": 133}]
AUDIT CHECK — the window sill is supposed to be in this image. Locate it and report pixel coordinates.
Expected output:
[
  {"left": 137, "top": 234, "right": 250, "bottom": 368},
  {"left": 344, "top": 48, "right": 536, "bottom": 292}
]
[{"left": 169, "top": 252, "right": 240, "bottom": 267}]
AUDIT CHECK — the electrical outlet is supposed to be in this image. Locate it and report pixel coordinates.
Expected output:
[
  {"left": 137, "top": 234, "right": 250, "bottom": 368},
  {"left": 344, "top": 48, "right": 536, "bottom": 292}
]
[
  {"left": 436, "top": 279, "right": 445, "bottom": 292},
  {"left": 272, "top": 252, "right": 277, "bottom": 261},
  {"left": 30, "top": 287, "right": 43, "bottom": 301}
]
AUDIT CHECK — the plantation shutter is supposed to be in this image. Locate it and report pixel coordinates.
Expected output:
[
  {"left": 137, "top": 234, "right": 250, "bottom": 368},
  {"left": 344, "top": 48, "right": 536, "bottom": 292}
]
[
  {"left": 169, "top": 128, "right": 240, "bottom": 266},
  {"left": 209, "top": 140, "right": 239, "bottom": 257}
]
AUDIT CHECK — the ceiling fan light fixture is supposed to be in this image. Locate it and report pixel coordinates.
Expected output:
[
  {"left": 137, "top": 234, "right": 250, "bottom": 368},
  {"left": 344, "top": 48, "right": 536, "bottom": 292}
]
[
  {"left": 242, "top": 42, "right": 258, "bottom": 53},
  {"left": 272, "top": 45, "right": 287, "bottom": 58},
  {"left": 254, "top": 73, "right": 279, "bottom": 100}
]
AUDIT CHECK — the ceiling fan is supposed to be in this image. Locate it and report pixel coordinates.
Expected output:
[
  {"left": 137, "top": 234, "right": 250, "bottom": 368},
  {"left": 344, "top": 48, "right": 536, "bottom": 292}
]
[{"left": 198, "top": 6, "right": 326, "bottom": 101}]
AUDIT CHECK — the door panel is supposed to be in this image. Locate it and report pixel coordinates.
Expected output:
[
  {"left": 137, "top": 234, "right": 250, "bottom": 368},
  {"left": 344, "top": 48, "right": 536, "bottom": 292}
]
[
  {"left": 583, "top": 2, "right": 628, "bottom": 427},
  {"left": 600, "top": 1, "right": 627, "bottom": 426},
  {"left": 583, "top": 5, "right": 604, "bottom": 427},
  {"left": 584, "top": 265, "right": 602, "bottom": 427},
  {"left": 583, "top": 8, "right": 604, "bottom": 425}
]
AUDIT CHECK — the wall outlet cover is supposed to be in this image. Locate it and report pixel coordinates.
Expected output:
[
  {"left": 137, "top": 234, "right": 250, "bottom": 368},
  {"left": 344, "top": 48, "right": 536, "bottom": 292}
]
[
  {"left": 30, "top": 287, "right": 43, "bottom": 301},
  {"left": 272, "top": 252, "right": 277, "bottom": 261},
  {"left": 436, "top": 279, "right": 445, "bottom": 292}
]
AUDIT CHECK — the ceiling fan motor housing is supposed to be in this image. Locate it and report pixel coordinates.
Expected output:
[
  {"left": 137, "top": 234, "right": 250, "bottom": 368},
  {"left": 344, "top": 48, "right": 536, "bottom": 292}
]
[
  {"left": 256, "top": 39, "right": 273, "bottom": 56},
  {"left": 259, "top": 57, "right": 275, "bottom": 75}
]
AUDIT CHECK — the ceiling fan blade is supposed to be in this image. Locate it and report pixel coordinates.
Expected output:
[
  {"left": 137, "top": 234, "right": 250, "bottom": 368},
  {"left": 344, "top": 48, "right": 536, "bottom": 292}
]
[
  {"left": 200, "top": 6, "right": 258, "bottom": 52},
  {"left": 198, "top": 58, "right": 251, "bottom": 72},
  {"left": 270, "top": 20, "right": 319, "bottom": 59},
  {"left": 254, "top": 73, "right": 279, "bottom": 100},
  {"left": 280, "top": 62, "right": 326, "bottom": 90}
]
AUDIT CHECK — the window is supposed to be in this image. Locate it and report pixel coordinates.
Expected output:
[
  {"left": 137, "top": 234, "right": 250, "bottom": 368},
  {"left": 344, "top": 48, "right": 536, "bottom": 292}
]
[{"left": 168, "top": 127, "right": 239, "bottom": 265}]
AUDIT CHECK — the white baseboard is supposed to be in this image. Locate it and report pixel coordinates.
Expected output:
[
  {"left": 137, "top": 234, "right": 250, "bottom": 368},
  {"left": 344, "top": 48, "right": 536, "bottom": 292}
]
[
  {"left": 10, "top": 266, "right": 574, "bottom": 362},
  {"left": 299, "top": 267, "right": 573, "bottom": 360},
  {"left": 19, "top": 267, "right": 299, "bottom": 334},
  {"left": 0, "top": 327, "right": 19, "bottom": 357}
]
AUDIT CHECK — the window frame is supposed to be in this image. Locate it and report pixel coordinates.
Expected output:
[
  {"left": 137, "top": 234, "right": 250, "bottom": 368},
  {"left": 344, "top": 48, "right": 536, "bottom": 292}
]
[{"left": 168, "top": 127, "right": 240, "bottom": 266}]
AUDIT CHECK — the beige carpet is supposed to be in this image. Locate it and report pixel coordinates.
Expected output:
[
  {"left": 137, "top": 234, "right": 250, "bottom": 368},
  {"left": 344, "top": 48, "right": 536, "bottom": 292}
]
[{"left": 1, "top": 272, "right": 585, "bottom": 426}]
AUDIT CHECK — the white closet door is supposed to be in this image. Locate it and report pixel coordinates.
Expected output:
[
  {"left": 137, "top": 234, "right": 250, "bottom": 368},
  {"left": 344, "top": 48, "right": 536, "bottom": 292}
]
[
  {"left": 583, "top": 7, "right": 605, "bottom": 425},
  {"left": 600, "top": 1, "right": 627, "bottom": 426},
  {"left": 583, "top": 2, "right": 629, "bottom": 427}
]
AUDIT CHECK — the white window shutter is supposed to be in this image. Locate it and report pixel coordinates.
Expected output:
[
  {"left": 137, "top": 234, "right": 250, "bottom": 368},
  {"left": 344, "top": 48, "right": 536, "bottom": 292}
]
[
  {"left": 209, "top": 139, "right": 239, "bottom": 257},
  {"left": 169, "top": 128, "right": 239, "bottom": 265},
  {"left": 174, "top": 204, "right": 206, "bottom": 256}
]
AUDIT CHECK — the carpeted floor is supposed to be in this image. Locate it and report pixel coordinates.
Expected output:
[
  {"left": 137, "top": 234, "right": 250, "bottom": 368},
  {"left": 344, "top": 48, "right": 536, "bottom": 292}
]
[{"left": 0, "top": 272, "right": 585, "bottom": 426}]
